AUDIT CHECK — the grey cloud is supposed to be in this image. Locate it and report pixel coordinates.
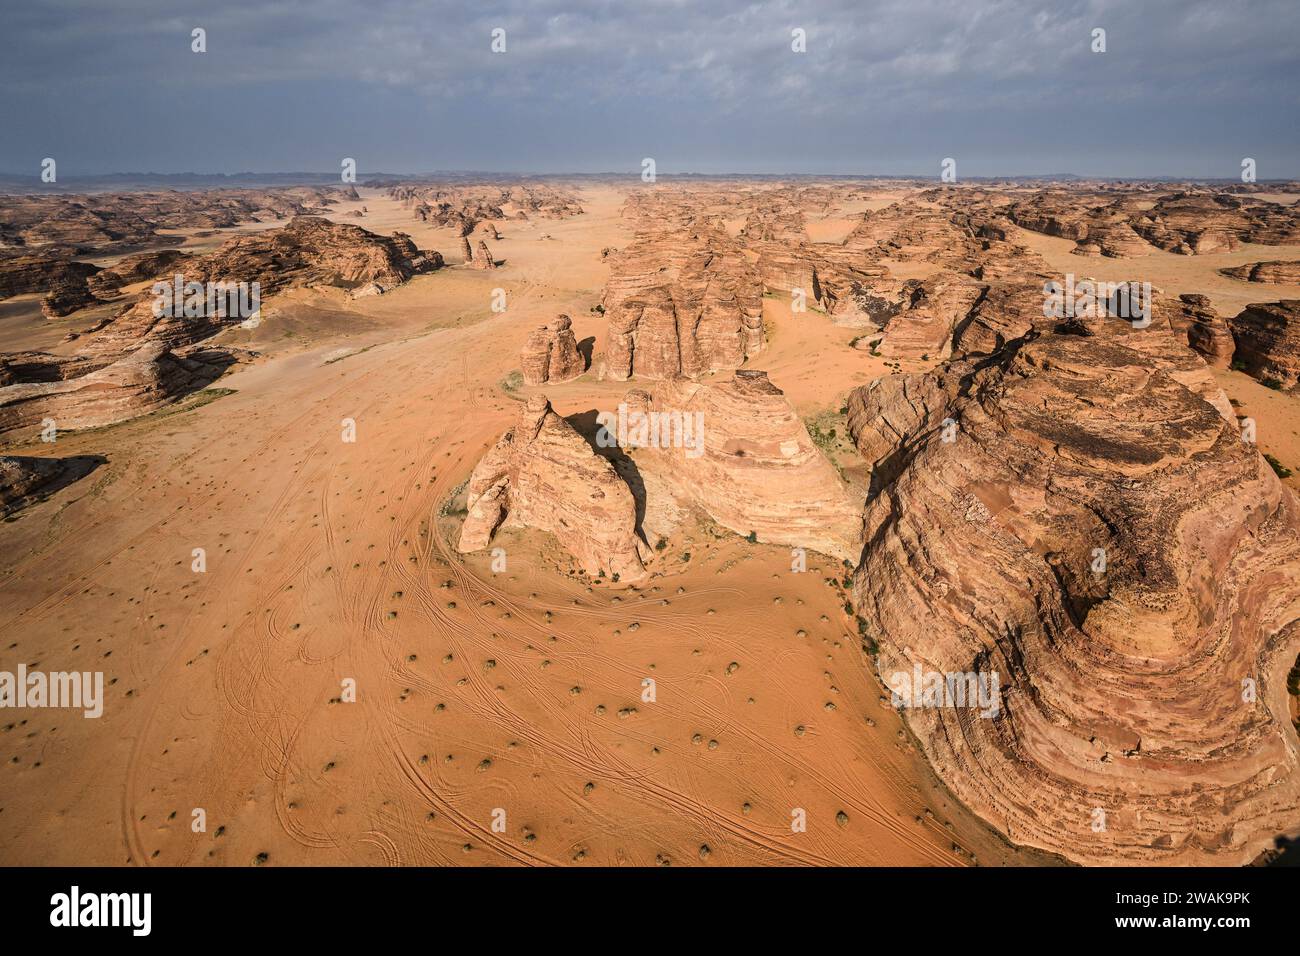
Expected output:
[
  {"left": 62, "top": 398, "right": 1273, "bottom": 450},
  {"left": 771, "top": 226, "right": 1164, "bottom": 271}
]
[{"left": 1, "top": 0, "right": 1297, "bottom": 176}]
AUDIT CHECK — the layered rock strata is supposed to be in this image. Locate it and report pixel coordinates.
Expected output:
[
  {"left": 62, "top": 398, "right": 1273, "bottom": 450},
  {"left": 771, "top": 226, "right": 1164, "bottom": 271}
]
[{"left": 847, "top": 325, "right": 1300, "bottom": 864}]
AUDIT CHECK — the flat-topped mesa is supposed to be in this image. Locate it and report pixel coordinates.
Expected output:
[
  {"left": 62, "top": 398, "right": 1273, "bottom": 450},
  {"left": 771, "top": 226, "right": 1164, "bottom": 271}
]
[
  {"left": 457, "top": 395, "right": 650, "bottom": 582},
  {"left": 81, "top": 216, "right": 443, "bottom": 357},
  {"left": 471, "top": 240, "right": 497, "bottom": 270},
  {"left": 1229, "top": 300, "right": 1300, "bottom": 391},
  {"left": 520, "top": 315, "right": 584, "bottom": 386},
  {"left": 618, "top": 370, "right": 862, "bottom": 561},
  {"left": 600, "top": 227, "right": 764, "bottom": 381},
  {"left": 847, "top": 324, "right": 1300, "bottom": 865}
]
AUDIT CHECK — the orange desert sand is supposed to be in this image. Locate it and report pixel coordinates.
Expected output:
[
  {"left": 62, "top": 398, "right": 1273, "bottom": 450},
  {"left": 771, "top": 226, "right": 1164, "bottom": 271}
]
[{"left": 2, "top": 182, "right": 1298, "bottom": 866}]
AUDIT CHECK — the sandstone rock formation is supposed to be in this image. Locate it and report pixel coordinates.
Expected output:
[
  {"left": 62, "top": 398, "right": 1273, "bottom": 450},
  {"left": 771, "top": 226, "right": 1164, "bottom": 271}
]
[
  {"left": 1133, "top": 192, "right": 1300, "bottom": 254},
  {"left": 847, "top": 324, "right": 1300, "bottom": 864},
  {"left": 1229, "top": 300, "right": 1300, "bottom": 390},
  {"left": 0, "top": 351, "right": 101, "bottom": 387},
  {"left": 1174, "top": 293, "right": 1235, "bottom": 368},
  {"left": 41, "top": 274, "right": 102, "bottom": 318},
  {"left": 83, "top": 216, "right": 443, "bottom": 356},
  {"left": 843, "top": 200, "right": 966, "bottom": 258},
  {"left": 0, "top": 186, "right": 345, "bottom": 254},
  {"left": 617, "top": 370, "right": 861, "bottom": 560},
  {"left": 520, "top": 315, "right": 584, "bottom": 385},
  {"left": 457, "top": 395, "right": 650, "bottom": 581},
  {"left": 1002, "top": 189, "right": 1300, "bottom": 257},
  {"left": 0, "top": 341, "right": 227, "bottom": 436},
  {"left": 1222, "top": 260, "right": 1300, "bottom": 284},
  {"left": 0, "top": 254, "right": 103, "bottom": 317},
  {"left": 875, "top": 276, "right": 985, "bottom": 361},
  {"left": 0, "top": 454, "right": 100, "bottom": 516},
  {"left": 601, "top": 226, "right": 764, "bottom": 380},
  {"left": 389, "top": 182, "right": 582, "bottom": 234},
  {"left": 86, "top": 249, "right": 192, "bottom": 297},
  {"left": 950, "top": 280, "right": 1045, "bottom": 358},
  {"left": 471, "top": 240, "right": 497, "bottom": 269}
]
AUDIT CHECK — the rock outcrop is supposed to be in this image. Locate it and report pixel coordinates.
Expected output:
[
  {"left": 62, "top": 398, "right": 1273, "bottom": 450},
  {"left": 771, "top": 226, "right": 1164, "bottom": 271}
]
[
  {"left": 86, "top": 249, "right": 192, "bottom": 296},
  {"left": 389, "top": 182, "right": 582, "bottom": 234},
  {"left": 1221, "top": 260, "right": 1300, "bottom": 284},
  {"left": 0, "top": 186, "right": 346, "bottom": 254},
  {"left": 601, "top": 226, "right": 764, "bottom": 380},
  {"left": 875, "top": 276, "right": 985, "bottom": 360},
  {"left": 0, "top": 341, "right": 226, "bottom": 435},
  {"left": 617, "top": 370, "right": 861, "bottom": 560},
  {"left": 82, "top": 216, "right": 443, "bottom": 356},
  {"left": 0, "top": 455, "right": 99, "bottom": 516},
  {"left": 457, "top": 395, "right": 650, "bottom": 581},
  {"left": 1133, "top": 192, "right": 1300, "bottom": 254},
  {"left": 1173, "top": 293, "right": 1235, "bottom": 368},
  {"left": 520, "top": 315, "right": 584, "bottom": 385},
  {"left": 471, "top": 240, "right": 497, "bottom": 269},
  {"left": 848, "top": 324, "right": 1300, "bottom": 864},
  {"left": 40, "top": 274, "right": 102, "bottom": 318},
  {"left": 1229, "top": 300, "right": 1300, "bottom": 390},
  {"left": 0, "top": 254, "right": 103, "bottom": 317}
]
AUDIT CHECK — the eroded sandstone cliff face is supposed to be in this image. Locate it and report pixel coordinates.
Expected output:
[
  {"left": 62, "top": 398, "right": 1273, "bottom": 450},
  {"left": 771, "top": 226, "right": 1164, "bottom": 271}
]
[
  {"left": 470, "top": 240, "right": 497, "bottom": 270},
  {"left": 620, "top": 370, "right": 861, "bottom": 561},
  {"left": 600, "top": 226, "right": 764, "bottom": 380},
  {"left": 0, "top": 186, "right": 346, "bottom": 253},
  {"left": 86, "top": 249, "right": 192, "bottom": 297},
  {"left": 1004, "top": 190, "right": 1300, "bottom": 256},
  {"left": 389, "top": 182, "right": 582, "bottom": 234},
  {"left": 1134, "top": 192, "right": 1300, "bottom": 254},
  {"left": 874, "top": 276, "right": 986, "bottom": 361},
  {"left": 457, "top": 396, "right": 650, "bottom": 582},
  {"left": 847, "top": 325, "right": 1300, "bottom": 864}
]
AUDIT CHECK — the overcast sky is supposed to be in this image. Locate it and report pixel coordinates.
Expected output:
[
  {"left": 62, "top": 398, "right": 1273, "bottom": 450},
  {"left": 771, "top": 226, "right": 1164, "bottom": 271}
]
[{"left": 2, "top": 0, "right": 1298, "bottom": 178}]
